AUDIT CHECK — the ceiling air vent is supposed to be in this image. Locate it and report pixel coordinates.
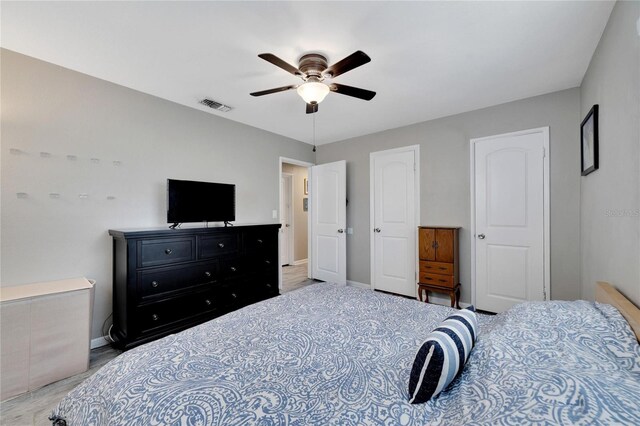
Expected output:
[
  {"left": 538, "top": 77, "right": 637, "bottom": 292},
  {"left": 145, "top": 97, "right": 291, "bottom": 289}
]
[{"left": 199, "top": 98, "right": 233, "bottom": 112}]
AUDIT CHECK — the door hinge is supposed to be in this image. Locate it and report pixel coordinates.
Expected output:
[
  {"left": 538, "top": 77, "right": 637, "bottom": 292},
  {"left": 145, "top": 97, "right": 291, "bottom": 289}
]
[
  {"left": 543, "top": 285, "right": 547, "bottom": 301},
  {"left": 542, "top": 147, "right": 546, "bottom": 158}
]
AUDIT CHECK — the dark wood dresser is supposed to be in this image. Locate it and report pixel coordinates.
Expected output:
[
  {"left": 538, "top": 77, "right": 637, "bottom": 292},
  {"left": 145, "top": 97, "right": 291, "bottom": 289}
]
[
  {"left": 417, "top": 226, "right": 461, "bottom": 308},
  {"left": 108, "top": 224, "right": 280, "bottom": 349}
]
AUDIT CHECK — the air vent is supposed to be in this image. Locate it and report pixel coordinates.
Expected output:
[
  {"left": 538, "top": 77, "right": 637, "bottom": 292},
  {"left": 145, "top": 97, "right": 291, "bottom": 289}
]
[{"left": 199, "top": 98, "right": 233, "bottom": 112}]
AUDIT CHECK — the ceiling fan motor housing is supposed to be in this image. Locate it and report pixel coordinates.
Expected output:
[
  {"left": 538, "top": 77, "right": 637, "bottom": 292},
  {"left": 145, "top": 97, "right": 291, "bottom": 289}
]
[{"left": 298, "top": 53, "right": 328, "bottom": 79}]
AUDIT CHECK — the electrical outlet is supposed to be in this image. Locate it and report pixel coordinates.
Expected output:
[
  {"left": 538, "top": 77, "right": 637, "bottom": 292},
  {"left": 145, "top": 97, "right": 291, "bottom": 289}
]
[
  {"left": 347, "top": 228, "right": 353, "bottom": 235},
  {"left": 272, "top": 210, "right": 278, "bottom": 219}
]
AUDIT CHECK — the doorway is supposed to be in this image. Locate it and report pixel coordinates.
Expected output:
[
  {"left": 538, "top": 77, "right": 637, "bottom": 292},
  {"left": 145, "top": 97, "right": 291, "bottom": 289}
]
[
  {"left": 470, "top": 127, "right": 550, "bottom": 313},
  {"left": 279, "top": 158, "right": 314, "bottom": 293}
]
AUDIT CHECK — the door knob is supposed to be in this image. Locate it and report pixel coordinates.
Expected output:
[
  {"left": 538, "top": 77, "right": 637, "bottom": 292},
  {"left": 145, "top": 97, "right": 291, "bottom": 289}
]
[
  {"left": 478, "top": 234, "right": 486, "bottom": 239},
  {"left": 285, "top": 224, "right": 290, "bottom": 227},
  {"left": 337, "top": 229, "right": 344, "bottom": 233},
  {"left": 374, "top": 228, "right": 381, "bottom": 233}
]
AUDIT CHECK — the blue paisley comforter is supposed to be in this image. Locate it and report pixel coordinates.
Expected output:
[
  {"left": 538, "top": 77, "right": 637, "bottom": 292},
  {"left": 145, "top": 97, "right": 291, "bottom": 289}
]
[{"left": 53, "top": 283, "right": 640, "bottom": 425}]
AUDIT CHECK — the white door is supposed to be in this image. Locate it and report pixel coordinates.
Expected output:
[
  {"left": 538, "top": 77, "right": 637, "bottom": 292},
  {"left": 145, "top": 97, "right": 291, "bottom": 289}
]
[
  {"left": 311, "top": 161, "right": 347, "bottom": 284},
  {"left": 280, "top": 174, "right": 293, "bottom": 266},
  {"left": 473, "top": 129, "right": 548, "bottom": 313},
  {"left": 371, "top": 147, "right": 418, "bottom": 297}
]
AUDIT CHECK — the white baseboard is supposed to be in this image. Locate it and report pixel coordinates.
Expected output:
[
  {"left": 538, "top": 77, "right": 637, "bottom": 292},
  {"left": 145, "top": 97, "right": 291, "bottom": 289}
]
[
  {"left": 347, "top": 280, "right": 469, "bottom": 308},
  {"left": 91, "top": 336, "right": 110, "bottom": 349},
  {"left": 292, "top": 259, "right": 308, "bottom": 266},
  {"left": 424, "top": 294, "right": 471, "bottom": 309},
  {"left": 347, "top": 280, "right": 371, "bottom": 289}
]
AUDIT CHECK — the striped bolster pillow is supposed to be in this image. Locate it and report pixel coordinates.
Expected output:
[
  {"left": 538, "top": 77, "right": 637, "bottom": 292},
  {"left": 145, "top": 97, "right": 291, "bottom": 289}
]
[{"left": 408, "top": 306, "right": 478, "bottom": 404}]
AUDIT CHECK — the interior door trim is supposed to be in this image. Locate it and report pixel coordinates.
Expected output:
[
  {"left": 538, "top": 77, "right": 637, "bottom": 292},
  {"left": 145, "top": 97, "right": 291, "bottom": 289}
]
[
  {"left": 281, "top": 172, "right": 294, "bottom": 266},
  {"left": 369, "top": 144, "right": 421, "bottom": 296},
  {"left": 469, "top": 127, "right": 550, "bottom": 307}
]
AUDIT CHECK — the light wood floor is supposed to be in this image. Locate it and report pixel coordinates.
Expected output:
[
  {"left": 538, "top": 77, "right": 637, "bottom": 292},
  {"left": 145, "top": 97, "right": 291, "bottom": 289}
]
[
  {"left": 282, "top": 262, "right": 318, "bottom": 293},
  {"left": 1, "top": 266, "right": 318, "bottom": 425},
  {"left": 0, "top": 345, "right": 121, "bottom": 426}
]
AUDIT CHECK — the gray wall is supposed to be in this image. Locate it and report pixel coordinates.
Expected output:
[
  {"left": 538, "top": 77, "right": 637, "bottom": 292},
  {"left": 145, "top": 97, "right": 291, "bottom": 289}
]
[
  {"left": 317, "top": 88, "right": 581, "bottom": 303},
  {"left": 580, "top": 1, "right": 640, "bottom": 305},
  {"left": 282, "top": 163, "right": 309, "bottom": 262},
  {"left": 0, "top": 49, "right": 314, "bottom": 341}
]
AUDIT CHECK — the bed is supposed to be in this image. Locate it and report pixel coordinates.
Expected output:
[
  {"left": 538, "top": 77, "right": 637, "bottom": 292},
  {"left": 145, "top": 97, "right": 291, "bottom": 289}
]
[{"left": 51, "top": 282, "right": 640, "bottom": 425}]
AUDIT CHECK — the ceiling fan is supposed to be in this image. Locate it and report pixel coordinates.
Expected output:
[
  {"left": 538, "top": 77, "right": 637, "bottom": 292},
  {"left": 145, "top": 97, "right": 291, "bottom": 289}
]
[{"left": 250, "top": 51, "right": 376, "bottom": 114}]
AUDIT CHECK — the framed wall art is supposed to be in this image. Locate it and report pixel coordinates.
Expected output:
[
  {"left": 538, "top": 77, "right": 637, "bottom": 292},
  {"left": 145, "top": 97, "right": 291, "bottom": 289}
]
[{"left": 581, "top": 104, "right": 599, "bottom": 176}]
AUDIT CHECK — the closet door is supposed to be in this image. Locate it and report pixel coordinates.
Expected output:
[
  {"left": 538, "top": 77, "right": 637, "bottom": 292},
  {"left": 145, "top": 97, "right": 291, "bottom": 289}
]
[
  {"left": 473, "top": 128, "right": 547, "bottom": 313},
  {"left": 371, "top": 147, "right": 418, "bottom": 297}
]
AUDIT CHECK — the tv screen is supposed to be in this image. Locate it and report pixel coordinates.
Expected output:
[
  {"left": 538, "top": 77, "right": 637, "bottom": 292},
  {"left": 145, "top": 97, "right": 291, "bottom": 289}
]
[{"left": 167, "top": 179, "right": 235, "bottom": 224}]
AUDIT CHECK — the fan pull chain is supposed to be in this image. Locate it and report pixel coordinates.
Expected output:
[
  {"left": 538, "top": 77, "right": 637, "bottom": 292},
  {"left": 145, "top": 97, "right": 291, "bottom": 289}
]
[{"left": 312, "top": 113, "right": 317, "bottom": 153}]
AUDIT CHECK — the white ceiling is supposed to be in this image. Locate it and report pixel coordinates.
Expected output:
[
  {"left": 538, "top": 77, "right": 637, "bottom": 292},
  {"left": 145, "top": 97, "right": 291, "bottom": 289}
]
[{"left": 1, "top": 1, "right": 614, "bottom": 145}]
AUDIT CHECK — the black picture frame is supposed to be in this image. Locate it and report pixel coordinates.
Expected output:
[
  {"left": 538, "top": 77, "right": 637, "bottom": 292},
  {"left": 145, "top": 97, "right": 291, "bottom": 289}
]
[{"left": 581, "top": 104, "right": 599, "bottom": 176}]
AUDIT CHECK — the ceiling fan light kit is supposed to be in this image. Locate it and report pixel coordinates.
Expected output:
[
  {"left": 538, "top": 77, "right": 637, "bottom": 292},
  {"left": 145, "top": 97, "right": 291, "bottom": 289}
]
[
  {"left": 297, "top": 80, "right": 330, "bottom": 104},
  {"left": 250, "top": 50, "right": 376, "bottom": 114}
]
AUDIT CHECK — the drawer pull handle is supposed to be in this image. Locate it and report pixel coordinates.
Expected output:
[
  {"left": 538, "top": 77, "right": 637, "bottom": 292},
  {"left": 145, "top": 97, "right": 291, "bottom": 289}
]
[
  {"left": 151, "top": 314, "right": 159, "bottom": 321},
  {"left": 439, "top": 279, "right": 447, "bottom": 283},
  {"left": 231, "top": 293, "right": 237, "bottom": 299},
  {"left": 218, "top": 243, "right": 225, "bottom": 248},
  {"left": 265, "top": 260, "right": 271, "bottom": 265},
  {"left": 439, "top": 267, "right": 447, "bottom": 270},
  {"left": 165, "top": 249, "right": 172, "bottom": 255},
  {"left": 205, "top": 271, "right": 211, "bottom": 277},
  {"left": 230, "top": 266, "right": 237, "bottom": 272},
  {"left": 426, "top": 277, "right": 433, "bottom": 281},
  {"left": 257, "top": 239, "right": 263, "bottom": 244},
  {"left": 205, "top": 299, "right": 212, "bottom": 306},
  {"left": 151, "top": 281, "right": 159, "bottom": 288},
  {"left": 266, "top": 283, "right": 272, "bottom": 288}
]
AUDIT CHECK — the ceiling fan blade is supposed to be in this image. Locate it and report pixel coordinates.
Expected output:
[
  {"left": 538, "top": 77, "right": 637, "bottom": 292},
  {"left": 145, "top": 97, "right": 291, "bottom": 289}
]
[
  {"left": 250, "top": 85, "right": 297, "bottom": 97},
  {"left": 306, "top": 103, "right": 319, "bottom": 114},
  {"left": 324, "top": 51, "right": 371, "bottom": 78},
  {"left": 258, "top": 53, "right": 303, "bottom": 77},
  {"left": 330, "top": 83, "right": 376, "bottom": 101}
]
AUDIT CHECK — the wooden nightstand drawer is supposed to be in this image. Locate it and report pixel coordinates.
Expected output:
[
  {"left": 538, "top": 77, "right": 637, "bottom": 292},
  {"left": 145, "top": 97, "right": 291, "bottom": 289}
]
[
  {"left": 420, "top": 261, "right": 453, "bottom": 275},
  {"left": 419, "top": 272, "right": 454, "bottom": 288}
]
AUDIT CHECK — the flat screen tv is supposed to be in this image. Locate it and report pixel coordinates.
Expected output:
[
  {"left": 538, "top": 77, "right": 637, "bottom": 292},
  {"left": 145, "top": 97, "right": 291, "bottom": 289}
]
[{"left": 167, "top": 179, "right": 235, "bottom": 225}]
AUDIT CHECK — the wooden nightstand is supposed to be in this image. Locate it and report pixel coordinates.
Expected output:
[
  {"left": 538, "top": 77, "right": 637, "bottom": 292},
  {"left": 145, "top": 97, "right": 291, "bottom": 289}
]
[{"left": 417, "top": 226, "right": 461, "bottom": 308}]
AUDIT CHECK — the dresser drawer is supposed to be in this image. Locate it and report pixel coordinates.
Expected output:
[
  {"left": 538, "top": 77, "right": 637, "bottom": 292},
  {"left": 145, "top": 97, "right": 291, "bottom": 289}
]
[
  {"left": 199, "top": 233, "right": 240, "bottom": 258},
  {"left": 244, "top": 230, "right": 278, "bottom": 253},
  {"left": 419, "top": 272, "right": 454, "bottom": 288},
  {"left": 137, "top": 291, "right": 218, "bottom": 334},
  {"left": 137, "top": 262, "right": 218, "bottom": 301},
  {"left": 247, "top": 253, "right": 278, "bottom": 272},
  {"left": 138, "top": 237, "right": 195, "bottom": 268},
  {"left": 420, "top": 261, "right": 453, "bottom": 276},
  {"left": 253, "top": 280, "right": 278, "bottom": 299},
  {"left": 219, "top": 258, "right": 246, "bottom": 278},
  {"left": 216, "top": 281, "right": 250, "bottom": 308}
]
